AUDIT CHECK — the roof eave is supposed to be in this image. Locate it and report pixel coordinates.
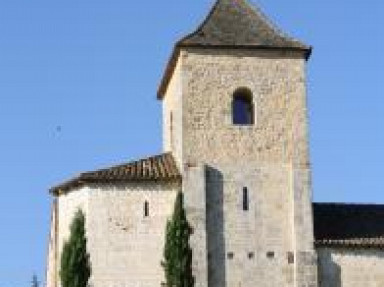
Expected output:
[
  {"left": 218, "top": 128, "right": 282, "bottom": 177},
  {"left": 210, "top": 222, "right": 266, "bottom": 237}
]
[
  {"left": 315, "top": 240, "right": 384, "bottom": 249},
  {"left": 50, "top": 176, "right": 182, "bottom": 197}
]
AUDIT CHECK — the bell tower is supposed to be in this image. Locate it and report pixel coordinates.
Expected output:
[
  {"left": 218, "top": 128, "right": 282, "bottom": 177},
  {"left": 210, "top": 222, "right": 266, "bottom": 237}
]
[{"left": 159, "top": 0, "right": 317, "bottom": 286}]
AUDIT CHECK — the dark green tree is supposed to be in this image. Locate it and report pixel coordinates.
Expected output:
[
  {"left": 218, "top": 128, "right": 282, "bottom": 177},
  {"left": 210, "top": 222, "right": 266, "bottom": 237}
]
[
  {"left": 31, "top": 274, "right": 39, "bottom": 287},
  {"left": 162, "top": 191, "right": 194, "bottom": 287},
  {"left": 60, "top": 209, "right": 91, "bottom": 287}
]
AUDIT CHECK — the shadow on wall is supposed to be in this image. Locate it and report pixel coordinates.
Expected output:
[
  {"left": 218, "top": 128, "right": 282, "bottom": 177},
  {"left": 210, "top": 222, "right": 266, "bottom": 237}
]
[
  {"left": 206, "top": 166, "right": 226, "bottom": 287},
  {"left": 318, "top": 251, "right": 341, "bottom": 287}
]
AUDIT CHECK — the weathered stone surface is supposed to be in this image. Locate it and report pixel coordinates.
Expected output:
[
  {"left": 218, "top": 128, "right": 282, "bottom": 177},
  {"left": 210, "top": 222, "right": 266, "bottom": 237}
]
[
  {"left": 49, "top": 183, "right": 178, "bottom": 287},
  {"left": 161, "top": 47, "right": 317, "bottom": 287},
  {"left": 46, "top": 1, "right": 384, "bottom": 285},
  {"left": 318, "top": 248, "right": 384, "bottom": 287},
  {"left": 47, "top": 46, "right": 318, "bottom": 287}
]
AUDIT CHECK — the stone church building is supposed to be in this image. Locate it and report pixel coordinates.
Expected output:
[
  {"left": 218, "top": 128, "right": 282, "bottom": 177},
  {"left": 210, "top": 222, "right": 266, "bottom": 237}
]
[{"left": 46, "top": 0, "right": 384, "bottom": 286}]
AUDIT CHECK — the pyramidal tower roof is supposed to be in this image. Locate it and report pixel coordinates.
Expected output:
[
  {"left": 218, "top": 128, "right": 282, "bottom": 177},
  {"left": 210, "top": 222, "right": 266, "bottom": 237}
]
[
  {"left": 158, "top": 0, "right": 311, "bottom": 98},
  {"left": 180, "top": 0, "right": 309, "bottom": 50}
]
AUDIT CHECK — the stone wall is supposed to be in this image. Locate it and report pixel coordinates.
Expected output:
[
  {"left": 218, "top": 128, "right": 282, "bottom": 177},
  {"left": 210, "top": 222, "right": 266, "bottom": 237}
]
[
  {"left": 49, "top": 182, "right": 178, "bottom": 287},
  {"left": 168, "top": 47, "right": 317, "bottom": 287},
  {"left": 163, "top": 56, "right": 183, "bottom": 169},
  {"left": 183, "top": 164, "right": 208, "bottom": 287},
  {"left": 318, "top": 247, "right": 384, "bottom": 287},
  {"left": 86, "top": 182, "right": 177, "bottom": 287},
  {"left": 180, "top": 48, "right": 309, "bottom": 167},
  {"left": 46, "top": 200, "right": 58, "bottom": 287}
]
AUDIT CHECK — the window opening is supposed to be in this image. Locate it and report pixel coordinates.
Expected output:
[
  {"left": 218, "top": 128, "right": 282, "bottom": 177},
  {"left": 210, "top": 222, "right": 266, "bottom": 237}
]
[
  {"left": 144, "top": 201, "right": 149, "bottom": 217},
  {"left": 232, "top": 88, "right": 254, "bottom": 125},
  {"left": 243, "top": 187, "right": 249, "bottom": 211}
]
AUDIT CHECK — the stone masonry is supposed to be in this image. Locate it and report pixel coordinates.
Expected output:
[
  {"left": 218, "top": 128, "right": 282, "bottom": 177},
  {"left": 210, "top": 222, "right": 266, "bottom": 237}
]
[
  {"left": 46, "top": 1, "right": 384, "bottom": 287},
  {"left": 162, "top": 47, "right": 318, "bottom": 287}
]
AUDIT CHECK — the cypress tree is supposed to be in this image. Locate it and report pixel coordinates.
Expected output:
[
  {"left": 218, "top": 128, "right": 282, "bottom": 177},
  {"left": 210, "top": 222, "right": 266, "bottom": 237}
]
[
  {"left": 60, "top": 209, "right": 91, "bottom": 287},
  {"left": 162, "top": 191, "right": 194, "bottom": 287},
  {"left": 31, "top": 274, "right": 39, "bottom": 287}
]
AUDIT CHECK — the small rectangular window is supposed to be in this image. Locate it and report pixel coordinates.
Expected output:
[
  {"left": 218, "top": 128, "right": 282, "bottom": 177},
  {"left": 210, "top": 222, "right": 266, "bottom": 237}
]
[
  {"left": 227, "top": 252, "right": 234, "bottom": 259},
  {"left": 288, "top": 252, "right": 294, "bottom": 264},
  {"left": 267, "top": 251, "right": 275, "bottom": 259}
]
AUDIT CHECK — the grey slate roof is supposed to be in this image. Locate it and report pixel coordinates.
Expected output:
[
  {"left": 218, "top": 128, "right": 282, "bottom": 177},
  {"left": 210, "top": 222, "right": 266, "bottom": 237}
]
[
  {"left": 313, "top": 203, "right": 384, "bottom": 248},
  {"left": 179, "top": 0, "right": 309, "bottom": 50},
  {"left": 158, "top": 0, "right": 311, "bottom": 99},
  {"left": 50, "top": 153, "right": 181, "bottom": 195}
]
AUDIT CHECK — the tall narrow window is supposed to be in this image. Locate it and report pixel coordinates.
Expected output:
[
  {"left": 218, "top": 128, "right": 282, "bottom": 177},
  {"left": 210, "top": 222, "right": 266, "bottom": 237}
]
[
  {"left": 144, "top": 201, "right": 149, "bottom": 217},
  {"left": 232, "top": 88, "right": 254, "bottom": 125},
  {"left": 243, "top": 187, "right": 249, "bottom": 211}
]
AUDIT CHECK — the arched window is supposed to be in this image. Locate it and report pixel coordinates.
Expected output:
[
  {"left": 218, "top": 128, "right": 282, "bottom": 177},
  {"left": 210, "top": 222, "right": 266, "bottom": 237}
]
[
  {"left": 144, "top": 201, "right": 149, "bottom": 217},
  {"left": 232, "top": 88, "right": 254, "bottom": 125}
]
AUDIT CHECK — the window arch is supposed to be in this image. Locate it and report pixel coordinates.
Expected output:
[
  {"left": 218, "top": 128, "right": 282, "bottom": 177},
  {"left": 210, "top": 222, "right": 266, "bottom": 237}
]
[{"left": 232, "top": 88, "right": 254, "bottom": 125}]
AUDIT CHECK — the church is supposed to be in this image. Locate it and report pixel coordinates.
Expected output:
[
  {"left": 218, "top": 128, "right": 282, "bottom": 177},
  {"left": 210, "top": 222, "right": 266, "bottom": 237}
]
[{"left": 46, "top": 0, "right": 384, "bottom": 286}]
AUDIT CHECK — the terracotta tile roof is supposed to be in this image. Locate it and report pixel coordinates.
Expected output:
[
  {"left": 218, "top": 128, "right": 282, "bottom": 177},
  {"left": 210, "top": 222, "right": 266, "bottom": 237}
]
[
  {"left": 158, "top": 0, "right": 311, "bottom": 99},
  {"left": 314, "top": 203, "right": 384, "bottom": 248},
  {"left": 50, "top": 153, "right": 181, "bottom": 195}
]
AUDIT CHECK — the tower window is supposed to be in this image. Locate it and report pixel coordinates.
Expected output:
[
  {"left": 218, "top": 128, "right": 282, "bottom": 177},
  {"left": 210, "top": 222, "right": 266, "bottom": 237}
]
[
  {"left": 144, "top": 201, "right": 149, "bottom": 217},
  {"left": 232, "top": 88, "right": 254, "bottom": 125},
  {"left": 243, "top": 187, "right": 249, "bottom": 211}
]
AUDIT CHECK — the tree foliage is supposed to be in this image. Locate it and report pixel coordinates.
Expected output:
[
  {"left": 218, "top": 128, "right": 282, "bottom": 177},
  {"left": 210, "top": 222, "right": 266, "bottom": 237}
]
[
  {"left": 31, "top": 274, "right": 39, "bottom": 287},
  {"left": 162, "top": 192, "right": 194, "bottom": 287},
  {"left": 60, "top": 209, "right": 91, "bottom": 287}
]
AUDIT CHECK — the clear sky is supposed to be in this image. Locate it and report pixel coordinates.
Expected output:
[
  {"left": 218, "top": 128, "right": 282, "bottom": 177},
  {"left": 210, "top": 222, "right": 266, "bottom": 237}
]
[{"left": 0, "top": 0, "right": 383, "bottom": 285}]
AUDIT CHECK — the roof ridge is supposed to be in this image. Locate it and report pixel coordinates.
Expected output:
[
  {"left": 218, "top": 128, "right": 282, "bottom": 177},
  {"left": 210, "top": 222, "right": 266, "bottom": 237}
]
[
  {"left": 80, "top": 152, "right": 171, "bottom": 175},
  {"left": 314, "top": 202, "right": 384, "bottom": 207},
  {"left": 177, "top": 0, "right": 220, "bottom": 46},
  {"left": 242, "top": 0, "right": 308, "bottom": 48}
]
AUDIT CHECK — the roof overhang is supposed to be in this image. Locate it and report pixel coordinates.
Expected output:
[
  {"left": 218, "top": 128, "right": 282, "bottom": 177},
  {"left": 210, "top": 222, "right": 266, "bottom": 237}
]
[{"left": 50, "top": 153, "right": 182, "bottom": 196}]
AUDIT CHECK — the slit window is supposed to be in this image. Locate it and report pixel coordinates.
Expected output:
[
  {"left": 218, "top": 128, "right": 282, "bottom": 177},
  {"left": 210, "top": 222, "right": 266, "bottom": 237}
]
[
  {"left": 232, "top": 88, "right": 254, "bottom": 125},
  {"left": 170, "top": 111, "right": 173, "bottom": 149},
  {"left": 243, "top": 187, "right": 249, "bottom": 211},
  {"left": 144, "top": 201, "right": 149, "bottom": 217}
]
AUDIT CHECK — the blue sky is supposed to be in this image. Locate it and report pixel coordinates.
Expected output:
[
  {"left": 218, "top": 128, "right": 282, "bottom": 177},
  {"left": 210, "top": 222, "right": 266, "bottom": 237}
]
[{"left": 0, "top": 0, "right": 383, "bottom": 285}]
